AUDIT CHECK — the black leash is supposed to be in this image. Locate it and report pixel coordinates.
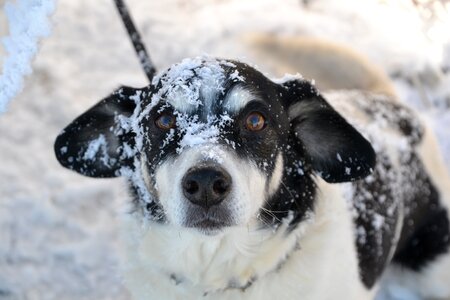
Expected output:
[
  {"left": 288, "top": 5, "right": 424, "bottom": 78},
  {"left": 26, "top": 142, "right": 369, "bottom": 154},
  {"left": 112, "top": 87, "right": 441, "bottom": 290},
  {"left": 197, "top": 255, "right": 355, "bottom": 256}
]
[{"left": 113, "top": 0, "right": 156, "bottom": 83}]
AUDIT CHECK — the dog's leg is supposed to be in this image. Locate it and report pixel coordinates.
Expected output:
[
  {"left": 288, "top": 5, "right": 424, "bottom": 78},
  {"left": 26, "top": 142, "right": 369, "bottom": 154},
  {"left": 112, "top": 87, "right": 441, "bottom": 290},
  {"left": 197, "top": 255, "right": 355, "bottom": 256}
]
[{"left": 378, "top": 123, "right": 450, "bottom": 300}]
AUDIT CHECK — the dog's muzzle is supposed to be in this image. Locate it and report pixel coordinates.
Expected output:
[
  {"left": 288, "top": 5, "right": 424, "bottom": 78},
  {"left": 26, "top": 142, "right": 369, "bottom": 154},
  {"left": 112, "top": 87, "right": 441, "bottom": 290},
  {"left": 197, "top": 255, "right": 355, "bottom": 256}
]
[{"left": 181, "top": 164, "right": 234, "bottom": 232}]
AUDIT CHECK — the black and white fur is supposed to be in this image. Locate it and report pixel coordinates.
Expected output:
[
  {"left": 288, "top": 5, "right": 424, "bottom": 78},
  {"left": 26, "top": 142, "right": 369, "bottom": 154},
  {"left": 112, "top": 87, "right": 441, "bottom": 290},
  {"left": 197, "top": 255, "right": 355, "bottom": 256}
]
[{"left": 54, "top": 56, "right": 450, "bottom": 300}]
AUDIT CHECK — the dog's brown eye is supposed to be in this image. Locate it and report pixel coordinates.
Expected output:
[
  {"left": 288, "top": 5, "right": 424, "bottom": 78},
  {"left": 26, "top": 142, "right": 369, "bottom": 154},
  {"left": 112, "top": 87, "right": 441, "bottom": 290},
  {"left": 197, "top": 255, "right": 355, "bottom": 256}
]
[
  {"left": 245, "top": 112, "right": 266, "bottom": 131},
  {"left": 155, "top": 113, "right": 176, "bottom": 130}
]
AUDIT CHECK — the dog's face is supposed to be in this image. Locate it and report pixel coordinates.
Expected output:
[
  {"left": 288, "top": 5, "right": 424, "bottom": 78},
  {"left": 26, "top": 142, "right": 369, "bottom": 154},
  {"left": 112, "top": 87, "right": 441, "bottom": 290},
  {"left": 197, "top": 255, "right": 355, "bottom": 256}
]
[{"left": 54, "top": 57, "right": 375, "bottom": 234}]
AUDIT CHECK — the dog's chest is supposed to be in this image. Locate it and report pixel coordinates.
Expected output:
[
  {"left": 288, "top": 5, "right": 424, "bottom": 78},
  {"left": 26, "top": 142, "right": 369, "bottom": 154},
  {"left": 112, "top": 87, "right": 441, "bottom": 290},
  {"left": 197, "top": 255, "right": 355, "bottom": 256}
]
[{"left": 121, "top": 218, "right": 301, "bottom": 299}]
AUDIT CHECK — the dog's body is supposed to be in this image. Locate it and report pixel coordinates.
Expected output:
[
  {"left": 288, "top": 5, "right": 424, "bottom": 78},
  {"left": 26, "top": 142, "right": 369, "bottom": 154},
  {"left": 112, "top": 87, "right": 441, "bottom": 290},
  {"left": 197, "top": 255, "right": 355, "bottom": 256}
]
[{"left": 55, "top": 38, "right": 450, "bottom": 300}]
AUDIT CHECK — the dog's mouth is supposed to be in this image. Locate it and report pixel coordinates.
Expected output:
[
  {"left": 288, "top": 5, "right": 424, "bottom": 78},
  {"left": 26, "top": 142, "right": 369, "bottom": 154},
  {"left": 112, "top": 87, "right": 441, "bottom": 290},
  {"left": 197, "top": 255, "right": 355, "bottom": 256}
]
[
  {"left": 184, "top": 210, "right": 233, "bottom": 234},
  {"left": 192, "top": 218, "right": 227, "bottom": 229}
]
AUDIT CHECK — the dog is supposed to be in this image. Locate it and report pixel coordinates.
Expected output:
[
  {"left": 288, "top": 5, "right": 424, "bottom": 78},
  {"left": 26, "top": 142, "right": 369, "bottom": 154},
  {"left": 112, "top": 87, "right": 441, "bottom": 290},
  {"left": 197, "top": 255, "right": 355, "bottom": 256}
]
[{"left": 54, "top": 45, "right": 450, "bottom": 299}]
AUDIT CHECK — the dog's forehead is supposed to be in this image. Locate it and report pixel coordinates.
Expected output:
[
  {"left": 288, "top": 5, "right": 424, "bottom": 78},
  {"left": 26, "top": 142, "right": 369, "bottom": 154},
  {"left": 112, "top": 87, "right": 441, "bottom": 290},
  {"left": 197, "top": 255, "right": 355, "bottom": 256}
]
[{"left": 151, "top": 57, "right": 265, "bottom": 115}]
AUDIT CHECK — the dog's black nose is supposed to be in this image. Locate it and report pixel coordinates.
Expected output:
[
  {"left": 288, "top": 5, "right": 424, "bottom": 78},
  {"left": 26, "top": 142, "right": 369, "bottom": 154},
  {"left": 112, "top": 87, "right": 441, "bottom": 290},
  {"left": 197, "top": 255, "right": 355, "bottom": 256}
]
[{"left": 182, "top": 166, "right": 232, "bottom": 208}]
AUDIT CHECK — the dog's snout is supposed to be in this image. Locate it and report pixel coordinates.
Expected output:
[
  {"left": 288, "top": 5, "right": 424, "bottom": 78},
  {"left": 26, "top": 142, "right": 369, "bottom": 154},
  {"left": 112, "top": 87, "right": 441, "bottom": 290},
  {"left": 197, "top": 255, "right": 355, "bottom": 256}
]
[{"left": 182, "top": 166, "right": 232, "bottom": 208}]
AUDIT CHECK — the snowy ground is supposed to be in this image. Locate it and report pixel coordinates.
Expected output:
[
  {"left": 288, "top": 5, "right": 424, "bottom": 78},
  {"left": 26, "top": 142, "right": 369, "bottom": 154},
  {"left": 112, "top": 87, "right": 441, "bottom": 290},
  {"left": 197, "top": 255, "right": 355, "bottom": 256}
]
[{"left": 0, "top": 0, "right": 449, "bottom": 299}]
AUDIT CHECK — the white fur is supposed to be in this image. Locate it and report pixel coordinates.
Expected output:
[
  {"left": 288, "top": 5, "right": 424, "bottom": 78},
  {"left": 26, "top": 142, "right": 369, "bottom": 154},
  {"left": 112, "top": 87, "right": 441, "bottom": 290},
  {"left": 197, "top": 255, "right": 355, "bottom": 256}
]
[
  {"left": 120, "top": 178, "right": 372, "bottom": 300},
  {"left": 267, "top": 153, "right": 283, "bottom": 197},
  {"left": 223, "top": 85, "right": 257, "bottom": 114},
  {"left": 165, "top": 79, "right": 224, "bottom": 114}
]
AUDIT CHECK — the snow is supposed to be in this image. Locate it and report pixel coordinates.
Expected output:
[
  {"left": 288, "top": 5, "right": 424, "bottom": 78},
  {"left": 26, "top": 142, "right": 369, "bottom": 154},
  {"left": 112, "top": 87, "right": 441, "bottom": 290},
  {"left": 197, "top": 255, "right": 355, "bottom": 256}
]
[
  {"left": 0, "top": 0, "right": 449, "bottom": 299},
  {"left": 229, "top": 69, "right": 245, "bottom": 82},
  {"left": 83, "top": 134, "right": 109, "bottom": 163},
  {"left": 150, "top": 56, "right": 227, "bottom": 109},
  {"left": 177, "top": 114, "right": 220, "bottom": 151},
  {"left": 0, "top": 0, "right": 55, "bottom": 113},
  {"left": 272, "top": 72, "right": 303, "bottom": 84},
  {"left": 173, "top": 112, "right": 234, "bottom": 154},
  {"left": 373, "top": 214, "right": 385, "bottom": 231}
]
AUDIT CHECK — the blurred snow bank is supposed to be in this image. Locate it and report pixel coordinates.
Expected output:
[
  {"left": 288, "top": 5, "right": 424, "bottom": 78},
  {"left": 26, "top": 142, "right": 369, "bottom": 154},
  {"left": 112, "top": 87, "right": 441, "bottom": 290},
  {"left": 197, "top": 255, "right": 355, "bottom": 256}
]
[
  {"left": 0, "top": 0, "right": 55, "bottom": 113},
  {"left": 306, "top": 0, "right": 450, "bottom": 165}
]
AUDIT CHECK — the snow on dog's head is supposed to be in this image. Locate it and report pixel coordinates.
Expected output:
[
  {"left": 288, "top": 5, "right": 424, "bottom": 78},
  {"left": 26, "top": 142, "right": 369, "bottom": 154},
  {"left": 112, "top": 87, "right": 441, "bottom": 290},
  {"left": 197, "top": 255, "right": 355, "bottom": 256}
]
[{"left": 54, "top": 56, "right": 376, "bottom": 233}]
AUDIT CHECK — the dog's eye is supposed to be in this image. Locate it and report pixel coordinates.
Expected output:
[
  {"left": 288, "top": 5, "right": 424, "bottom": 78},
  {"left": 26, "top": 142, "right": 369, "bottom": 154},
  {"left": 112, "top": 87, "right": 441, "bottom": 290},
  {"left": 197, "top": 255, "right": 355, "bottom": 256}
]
[
  {"left": 245, "top": 112, "right": 266, "bottom": 131},
  {"left": 155, "top": 113, "right": 176, "bottom": 130}
]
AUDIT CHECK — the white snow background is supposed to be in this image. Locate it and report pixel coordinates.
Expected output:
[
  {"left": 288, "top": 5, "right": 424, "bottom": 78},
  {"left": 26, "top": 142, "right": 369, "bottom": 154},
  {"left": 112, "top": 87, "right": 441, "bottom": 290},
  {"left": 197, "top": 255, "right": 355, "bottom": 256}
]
[
  {"left": 0, "top": 0, "right": 449, "bottom": 299},
  {"left": 0, "top": 0, "right": 55, "bottom": 113}
]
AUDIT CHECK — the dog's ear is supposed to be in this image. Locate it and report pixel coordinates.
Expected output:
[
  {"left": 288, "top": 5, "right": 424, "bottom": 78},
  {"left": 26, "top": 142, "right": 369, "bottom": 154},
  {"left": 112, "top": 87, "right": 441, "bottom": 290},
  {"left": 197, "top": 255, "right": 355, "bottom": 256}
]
[
  {"left": 54, "top": 86, "right": 142, "bottom": 178},
  {"left": 279, "top": 78, "right": 376, "bottom": 183}
]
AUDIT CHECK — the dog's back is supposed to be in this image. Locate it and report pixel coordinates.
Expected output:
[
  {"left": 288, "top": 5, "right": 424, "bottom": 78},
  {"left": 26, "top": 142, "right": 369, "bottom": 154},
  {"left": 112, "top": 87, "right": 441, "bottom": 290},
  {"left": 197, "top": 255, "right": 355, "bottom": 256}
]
[{"left": 329, "top": 91, "right": 450, "bottom": 296}]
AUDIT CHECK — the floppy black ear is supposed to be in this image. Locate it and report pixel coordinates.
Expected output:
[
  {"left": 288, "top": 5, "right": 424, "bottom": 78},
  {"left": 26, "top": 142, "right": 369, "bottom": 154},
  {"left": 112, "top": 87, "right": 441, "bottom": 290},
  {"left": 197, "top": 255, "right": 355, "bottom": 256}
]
[
  {"left": 279, "top": 79, "right": 376, "bottom": 183},
  {"left": 54, "top": 86, "right": 142, "bottom": 178}
]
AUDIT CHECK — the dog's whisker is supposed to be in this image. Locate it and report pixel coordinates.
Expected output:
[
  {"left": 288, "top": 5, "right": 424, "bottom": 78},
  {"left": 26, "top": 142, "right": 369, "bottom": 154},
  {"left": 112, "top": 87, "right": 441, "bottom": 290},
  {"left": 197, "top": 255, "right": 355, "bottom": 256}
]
[
  {"left": 259, "top": 207, "right": 277, "bottom": 219},
  {"left": 280, "top": 181, "right": 296, "bottom": 202},
  {"left": 261, "top": 207, "right": 290, "bottom": 214}
]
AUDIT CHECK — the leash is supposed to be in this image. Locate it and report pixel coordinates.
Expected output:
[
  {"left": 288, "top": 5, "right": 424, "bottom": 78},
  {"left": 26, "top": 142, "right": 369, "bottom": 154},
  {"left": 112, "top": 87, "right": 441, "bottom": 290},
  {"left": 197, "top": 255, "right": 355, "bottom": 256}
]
[{"left": 113, "top": 0, "right": 156, "bottom": 83}]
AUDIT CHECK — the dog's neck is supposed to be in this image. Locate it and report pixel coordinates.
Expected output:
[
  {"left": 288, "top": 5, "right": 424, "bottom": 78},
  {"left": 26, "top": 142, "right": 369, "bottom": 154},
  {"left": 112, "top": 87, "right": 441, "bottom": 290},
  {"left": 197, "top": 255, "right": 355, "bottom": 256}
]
[{"left": 120, "top": 212, "right": 314, "bottom": 295}]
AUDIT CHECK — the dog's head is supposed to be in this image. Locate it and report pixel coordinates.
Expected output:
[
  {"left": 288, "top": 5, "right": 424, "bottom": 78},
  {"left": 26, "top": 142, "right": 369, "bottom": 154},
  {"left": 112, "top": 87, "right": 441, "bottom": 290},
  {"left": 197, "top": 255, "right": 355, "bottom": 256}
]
[{"left": 54, "top": 57, "right": 375, "bottom": 234}]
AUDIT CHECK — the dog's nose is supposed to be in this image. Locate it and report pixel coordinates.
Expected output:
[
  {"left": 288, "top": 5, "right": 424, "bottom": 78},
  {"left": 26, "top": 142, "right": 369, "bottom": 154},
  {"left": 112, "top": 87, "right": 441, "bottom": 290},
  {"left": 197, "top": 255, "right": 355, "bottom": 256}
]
[{"left": 182, "top": 166, "right": 232, "bottom": 208}]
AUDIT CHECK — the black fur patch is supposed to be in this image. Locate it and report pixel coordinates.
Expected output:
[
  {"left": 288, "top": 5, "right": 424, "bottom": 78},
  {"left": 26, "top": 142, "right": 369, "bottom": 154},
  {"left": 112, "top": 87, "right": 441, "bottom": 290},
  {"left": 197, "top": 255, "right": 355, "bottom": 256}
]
[
  {"left": 392, "top": 153, "right": 450, "bottom": 271},
  {"left": 352, "top": 152, "right": 400, "bottom": 288},
  {"left": 394, "top": 208, "right": 450, "bottom": 270}
]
